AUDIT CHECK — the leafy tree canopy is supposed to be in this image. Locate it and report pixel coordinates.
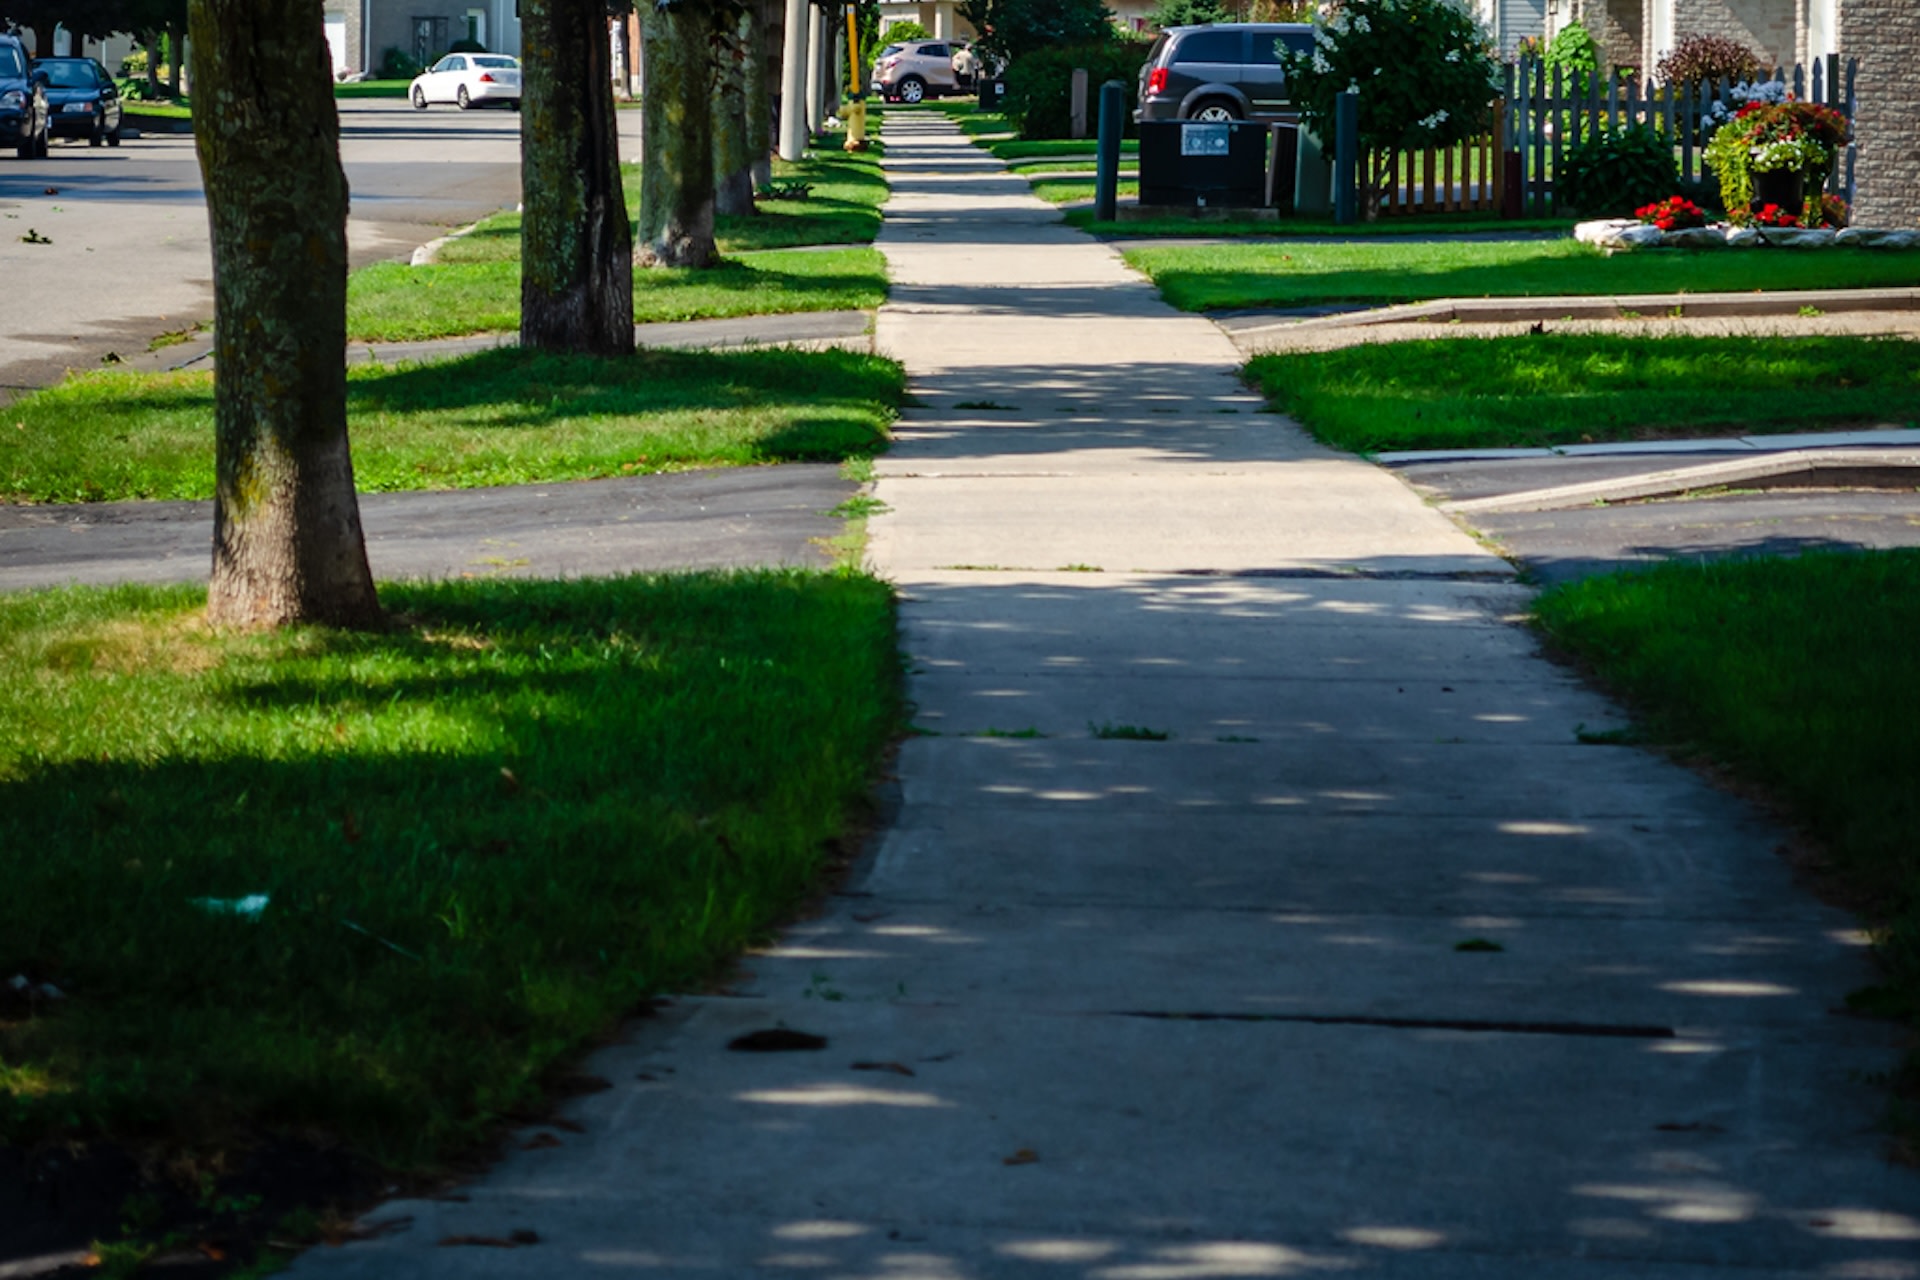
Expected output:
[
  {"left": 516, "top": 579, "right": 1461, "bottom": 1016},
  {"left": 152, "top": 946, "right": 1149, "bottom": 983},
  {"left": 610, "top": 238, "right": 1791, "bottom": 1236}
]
[{"left": 958, "top": 0, "right": 1113, "bottom": 65}]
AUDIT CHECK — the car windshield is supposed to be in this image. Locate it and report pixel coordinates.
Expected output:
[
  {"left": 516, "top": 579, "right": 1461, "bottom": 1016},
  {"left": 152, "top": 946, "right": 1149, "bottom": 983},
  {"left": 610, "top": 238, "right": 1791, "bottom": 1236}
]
[
  {"left": 36, "top": 60, "right": 97, "bottom": 88},
  {"left": 473, "top": 56, "right": 516, "bottom": 68},
  {"left": 0, "top": 46, "right": 24, "bottom": 78}
]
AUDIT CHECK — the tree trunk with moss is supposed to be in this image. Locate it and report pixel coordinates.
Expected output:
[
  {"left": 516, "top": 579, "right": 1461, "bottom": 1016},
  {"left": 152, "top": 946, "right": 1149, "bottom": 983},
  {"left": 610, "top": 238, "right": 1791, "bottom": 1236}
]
[
  {"left": 520, "top": 0, "right": 635, "bottom": 353},
  {"left": 189, "top": 0, "right": 381, "bottom": 631},
  {"left": 639, "top": 0, "right": 719, "bottom": 267},
  {"left": 714, "top": 5, "right": 757, "bottom": 216}
]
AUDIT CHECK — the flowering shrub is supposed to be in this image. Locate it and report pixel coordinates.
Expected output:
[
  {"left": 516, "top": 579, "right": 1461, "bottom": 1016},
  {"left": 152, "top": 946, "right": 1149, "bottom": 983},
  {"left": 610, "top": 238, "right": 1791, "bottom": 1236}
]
[
  {"left": 1812, "top": 194, "right": 1849, "bottom": 228},
  {"left": 1750, "top": 203, "right": 1799, "bottom": 228},
  {"left": 1654, "top": 32, "right": 1763, "bottom": 86},
  {"left": 1703, "top": 96, "right": 1850, "bottom": 217},
  {"left": 1635, "top": 195, "right": 1707, "bottom": 231},
  {"left": 1281, "top": 0, "right": 1499, "bottom": 219}
]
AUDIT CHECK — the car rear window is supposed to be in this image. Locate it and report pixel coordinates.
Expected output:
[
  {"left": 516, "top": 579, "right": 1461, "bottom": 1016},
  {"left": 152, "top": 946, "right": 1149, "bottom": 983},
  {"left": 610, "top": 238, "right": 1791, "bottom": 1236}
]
[
  {"left": 474, "top": 56, "right": 516, "bottom": 68},
  {"left": 1143, "top": 34, "right": 1169, "bottom": 66},
  {"left": 1173, "top": 30, "right": 1243, "bottom": 63},
  {"left": 0, "top": 46, "right": 24, "bottom": 78}
]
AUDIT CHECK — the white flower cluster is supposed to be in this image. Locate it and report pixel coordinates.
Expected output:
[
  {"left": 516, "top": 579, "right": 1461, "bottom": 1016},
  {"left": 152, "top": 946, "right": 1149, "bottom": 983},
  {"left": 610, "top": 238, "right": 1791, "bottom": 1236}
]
[
  {"left": 1417, "top": 108, "right": 1449, "bottom": 130},
  {"left": 1445, "top": 48, "right": 1461, "bottom": 62},
  {"left": 1311, "top": 49, "right": 1332, "bottom": 73}
]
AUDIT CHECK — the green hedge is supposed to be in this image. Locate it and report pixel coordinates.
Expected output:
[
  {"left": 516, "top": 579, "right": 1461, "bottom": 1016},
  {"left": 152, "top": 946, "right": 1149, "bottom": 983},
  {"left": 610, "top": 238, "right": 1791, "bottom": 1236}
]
[{"left": 1002, "top": 38, "right": 1151, "bottom": 140}]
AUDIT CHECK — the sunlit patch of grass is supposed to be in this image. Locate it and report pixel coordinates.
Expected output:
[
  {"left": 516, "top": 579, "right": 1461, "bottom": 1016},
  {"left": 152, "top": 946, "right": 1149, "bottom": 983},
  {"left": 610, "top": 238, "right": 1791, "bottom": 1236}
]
[
  {"left": 346, "top": 247, "right": 887, "bottom": 343},
  {"left": 1245, "top": 334, "right": 1920, "bottom": 452},
  {"left": 1126, "top": 238, "right": 1920, "bottom": 311},
  {"left": 0, "top": 571, "right": 901, "bottom": 1167},
  {"left": 0, "top": 346, "right": 902, "bottom": 503}
]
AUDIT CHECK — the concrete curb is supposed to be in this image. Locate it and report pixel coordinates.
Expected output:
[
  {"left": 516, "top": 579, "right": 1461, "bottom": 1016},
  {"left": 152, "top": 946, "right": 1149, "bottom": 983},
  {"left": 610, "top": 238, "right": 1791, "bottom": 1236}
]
[
  {"left": 1443, "top": 446, "right": 1920, "bottom": 514},
  {"left": 1224, "top": 286, "right": 1920, "bottom": 339}
]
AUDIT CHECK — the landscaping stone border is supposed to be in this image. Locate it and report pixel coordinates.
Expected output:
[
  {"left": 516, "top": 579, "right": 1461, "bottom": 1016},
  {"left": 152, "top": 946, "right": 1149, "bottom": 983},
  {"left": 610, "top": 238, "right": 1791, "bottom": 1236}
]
[{"left": 1575, "top": 219, "right": 1920, "bottom": 252}]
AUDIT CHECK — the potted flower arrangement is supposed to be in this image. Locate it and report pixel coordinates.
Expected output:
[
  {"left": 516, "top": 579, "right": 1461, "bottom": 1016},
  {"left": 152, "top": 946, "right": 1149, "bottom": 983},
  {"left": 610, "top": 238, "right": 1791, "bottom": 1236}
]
[{"left": 1703, "top": 96, "right": 1850, "bottom": 224}]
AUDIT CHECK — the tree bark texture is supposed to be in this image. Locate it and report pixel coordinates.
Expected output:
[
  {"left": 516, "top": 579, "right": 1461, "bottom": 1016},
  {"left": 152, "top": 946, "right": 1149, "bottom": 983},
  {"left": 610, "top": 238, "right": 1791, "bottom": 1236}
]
[
  {"left": 714, "top": 6, "right": 757, "bottom": 216},
  {"left": 748, "top": 0, "right": 774, "bottom": 187},
  {"left": 639, "top": 0, "right": 719, "bottom": 268},
  {"left": 190, "top": 0, "right": 381, "bottom": 631},
  {"left": 520, "top": 0, "right": 636, "bottom": 353}
]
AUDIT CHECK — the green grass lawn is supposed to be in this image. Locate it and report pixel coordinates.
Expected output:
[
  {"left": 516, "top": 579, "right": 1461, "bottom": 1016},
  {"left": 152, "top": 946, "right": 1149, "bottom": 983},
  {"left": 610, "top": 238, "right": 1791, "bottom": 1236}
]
[
  {"left": 1128, "top": 238, "right": 1920, "bottom": 311},
  {"left": 992, "top": 137, "right": 1138, "bottom": 162},
  {"left": 0, "top": 568, "right": 901, "bottom": 1172},
  {"left": 1026, "top": 175, "right": 1139, "bottom": 205},
  {"left": 347, "top": 247, "right": 886, "bottom": 343},
  {"left": 2, "top": 346, "right": 901, "bottom": 504},
  {"left": 1068, "top": 210, "right": 1578, "bottom": 237},
  {"left": 333, "top": 79, "right": 412, "bottom": 97},
  {"left": 1534, "top": 550, "right": 1920, "bottom": 1120},
  {"left": 122, "top": 101, "right": 191, "bottom": 119},
  {"left": 345, "top": 145, "right": 889, "bottom": 342},
  {"left": 1244, "top": 334, "right": 1920, "bottom": 453}
]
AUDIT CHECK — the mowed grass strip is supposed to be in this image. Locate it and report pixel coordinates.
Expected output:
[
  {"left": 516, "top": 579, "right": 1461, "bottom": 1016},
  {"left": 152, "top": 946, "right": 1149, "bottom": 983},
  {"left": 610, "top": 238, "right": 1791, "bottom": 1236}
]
[
  {"left": 1245, "top": 334, "right": 1920, "bottom": 452},
  {"left": 1534, "top": 551, "right": 1920, "bottom": 1093},
  {"left": 0, "top": 571, "right": 901, "bottom": 1165},
  {"left": 1, "top": 346, "right": 901, "bottom": 504},
  {"left": 344, "top": 142, "right": 889, "bottom": 343},
  {"left": 347, "top": 247, "right": 886, "bottom": 343},
  {"left": 1127, "top": 238, "right": 1920, "bottom": 311}
]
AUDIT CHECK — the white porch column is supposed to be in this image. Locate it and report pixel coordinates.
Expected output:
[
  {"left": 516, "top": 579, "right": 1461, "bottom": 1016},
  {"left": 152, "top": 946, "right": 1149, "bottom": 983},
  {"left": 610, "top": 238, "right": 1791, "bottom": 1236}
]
[
  {"left": 779, "top": 0, "right": 810, "bottom": 159},
  {"left": 933, "top": 2, "right": 952, "bottom": 40}
]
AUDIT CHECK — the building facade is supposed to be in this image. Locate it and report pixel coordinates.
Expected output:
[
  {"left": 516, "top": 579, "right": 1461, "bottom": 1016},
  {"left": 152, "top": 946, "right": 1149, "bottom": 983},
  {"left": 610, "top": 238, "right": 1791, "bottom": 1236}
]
[{"left": 1837, "top": 0, "right": 1919, "bottom": 227}]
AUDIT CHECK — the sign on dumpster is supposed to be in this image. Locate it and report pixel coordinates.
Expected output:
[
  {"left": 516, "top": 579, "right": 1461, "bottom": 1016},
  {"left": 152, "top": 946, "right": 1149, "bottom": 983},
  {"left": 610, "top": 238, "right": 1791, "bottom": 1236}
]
[{"left": 1180, "top": 123, "right": 1230, "bottom": 156}]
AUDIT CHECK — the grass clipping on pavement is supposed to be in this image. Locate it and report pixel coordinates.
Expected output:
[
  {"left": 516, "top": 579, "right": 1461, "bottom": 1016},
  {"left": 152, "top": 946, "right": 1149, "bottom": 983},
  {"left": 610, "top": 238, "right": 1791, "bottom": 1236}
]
[
  {"left": 1245, "top": 334, "right": 1920, "bottom": 453},
  {"left": 0, "top": 570, "right": 902, "bottom": 1166},
  {"left": 2, "top": 346, "right": 902, "bottom": 504},
  {"left": 1534, "top": 550, "right": 1920, "bottom": 1123}
]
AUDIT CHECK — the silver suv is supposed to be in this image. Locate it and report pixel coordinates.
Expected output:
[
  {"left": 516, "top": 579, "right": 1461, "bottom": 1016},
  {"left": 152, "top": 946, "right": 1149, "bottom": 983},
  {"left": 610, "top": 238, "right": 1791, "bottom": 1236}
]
[
  {"left": 871, "top": 40, "right": 960, "bottom": 104},
  {"left": 1135, "top": 23, "right": 1315, "bottom": 123}
]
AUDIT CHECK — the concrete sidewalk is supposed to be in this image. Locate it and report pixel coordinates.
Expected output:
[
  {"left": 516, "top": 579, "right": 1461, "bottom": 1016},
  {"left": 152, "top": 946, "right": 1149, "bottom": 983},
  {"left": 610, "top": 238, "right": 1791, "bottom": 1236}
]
[{"left": 286, "top": 112, "right": 1920, "bottom": 1280}]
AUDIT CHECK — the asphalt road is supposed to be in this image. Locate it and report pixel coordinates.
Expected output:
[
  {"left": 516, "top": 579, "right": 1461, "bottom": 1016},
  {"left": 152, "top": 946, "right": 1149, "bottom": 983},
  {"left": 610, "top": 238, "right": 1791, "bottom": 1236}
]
[
  {"left": 0, "top": 466, "right": 858, "bottom": 593},
  {"left": 0, "top": 97, "right": 524, "bottom": 396}
]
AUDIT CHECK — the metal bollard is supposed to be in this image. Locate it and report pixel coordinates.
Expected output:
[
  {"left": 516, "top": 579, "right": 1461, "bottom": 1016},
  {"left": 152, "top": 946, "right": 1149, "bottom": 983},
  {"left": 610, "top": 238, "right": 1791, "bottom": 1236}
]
[{"left": 1095, "top": 80, "right": 1125, "bottom": 223}]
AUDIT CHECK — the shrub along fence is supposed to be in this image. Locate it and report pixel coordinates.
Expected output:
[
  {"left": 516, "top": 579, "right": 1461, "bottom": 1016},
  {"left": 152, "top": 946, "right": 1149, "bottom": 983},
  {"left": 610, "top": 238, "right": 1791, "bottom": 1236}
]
[{"left": 1500, "top": 54, "right": 1857, "bottom": 212}]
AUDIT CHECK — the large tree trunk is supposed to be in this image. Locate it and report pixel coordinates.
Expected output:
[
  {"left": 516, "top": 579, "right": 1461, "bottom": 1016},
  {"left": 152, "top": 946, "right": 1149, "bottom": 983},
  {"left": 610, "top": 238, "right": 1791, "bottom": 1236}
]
[
  {"left": 166, "top": 20, "right": 182, "bottom": 97},
  {"left": 638, "top": 0, "right": 718, "bottom": 268},
  {"left": 141, "top": 28, "right": 161, "bottom": 99},
  {"left": 747, "top": 0, "right": 773, "bottom": 188},
  {"left": 190, "top": 0, "right": 381, "bottom": 630},
  {"left": 714, "top": 6, "right": 757, "bottom": 217},
  {"left": 519, "top": 0, "right": 635, "bottom": 352}
]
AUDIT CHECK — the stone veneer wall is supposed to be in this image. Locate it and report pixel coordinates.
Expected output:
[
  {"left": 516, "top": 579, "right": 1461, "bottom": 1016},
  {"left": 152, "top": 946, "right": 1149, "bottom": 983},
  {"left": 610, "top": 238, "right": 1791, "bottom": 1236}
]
[
  {"left": 1658, "top": 0, "right": 1798, "bottom": 66},
  {"left": 1576, "top": 0, "right": 1645, "bottom": 73},
  {"left": 1841, "top": 0, "right": 1920, "bottom": 228}
]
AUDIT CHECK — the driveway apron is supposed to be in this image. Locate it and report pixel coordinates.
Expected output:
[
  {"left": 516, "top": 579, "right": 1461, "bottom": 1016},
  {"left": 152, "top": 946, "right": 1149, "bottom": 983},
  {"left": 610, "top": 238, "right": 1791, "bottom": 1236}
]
[{"left": 286, "top": 113, "right": 1920, "bottom": 1279}]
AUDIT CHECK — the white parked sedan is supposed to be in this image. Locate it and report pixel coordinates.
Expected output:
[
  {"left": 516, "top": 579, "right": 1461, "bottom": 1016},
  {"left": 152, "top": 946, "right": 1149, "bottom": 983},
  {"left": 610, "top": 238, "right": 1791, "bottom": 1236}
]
[{"left": 409, "top": 53, "right": 521, "bottom": 110}]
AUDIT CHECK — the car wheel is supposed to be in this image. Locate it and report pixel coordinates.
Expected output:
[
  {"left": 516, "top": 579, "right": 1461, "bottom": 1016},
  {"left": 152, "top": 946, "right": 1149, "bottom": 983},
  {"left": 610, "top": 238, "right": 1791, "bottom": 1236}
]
[
  {"left": 412, "top": 86, "right": 428, "bottom": 110},
  {"left": 456, "top": 85, "right": 471, "bottom": 109},
  {"left": 33, "top": 126, "right": 49, "bottom": 158},
  {"left": 1190, "top": 99, "right": 1241, "bottom": 122},
  {"left": 897, "top": 76, "right": 925, "bottom": 104}
]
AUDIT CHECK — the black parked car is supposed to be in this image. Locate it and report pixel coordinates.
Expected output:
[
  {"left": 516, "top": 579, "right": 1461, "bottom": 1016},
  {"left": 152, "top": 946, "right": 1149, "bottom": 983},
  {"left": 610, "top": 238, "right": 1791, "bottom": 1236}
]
[
  {"left": 32, "top": 55, "right": 120, "bottom": 145},
  {"left": 1, "top": 33, "right": 50, "bottom": 158},
  {"left": 1135, "top": 23, "right": 1316, "bottom": 123}
]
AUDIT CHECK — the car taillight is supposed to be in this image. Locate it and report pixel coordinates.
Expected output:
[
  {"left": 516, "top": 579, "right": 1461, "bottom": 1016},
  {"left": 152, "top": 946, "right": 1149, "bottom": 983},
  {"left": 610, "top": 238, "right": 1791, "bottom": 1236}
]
[
  {"left": 1146, "top": 67, "right": 1168, "bottom": 94},
  {"left": 882, "top": 56, "right": 898, "bottom": 70},
  {"left": 478, "top": 72, "right": 495, "bottom": 82}
]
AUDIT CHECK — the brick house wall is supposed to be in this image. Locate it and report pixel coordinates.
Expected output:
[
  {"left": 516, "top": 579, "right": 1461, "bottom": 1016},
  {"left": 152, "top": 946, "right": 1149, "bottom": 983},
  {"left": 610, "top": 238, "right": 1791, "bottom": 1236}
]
[
  {"left": 1572, "top": 0, "right": 1645, "bottom": 72},
  {"left": 1840, "top": 0, "right": 1920, "bottom": 227}
]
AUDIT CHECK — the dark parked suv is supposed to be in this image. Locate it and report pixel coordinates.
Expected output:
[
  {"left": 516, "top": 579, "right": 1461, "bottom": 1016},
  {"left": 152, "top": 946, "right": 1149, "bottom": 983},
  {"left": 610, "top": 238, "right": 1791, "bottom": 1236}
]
[
  {"left": 1135, "top": 23, "right": 1315, "bottom": 123},
  {"left": 1, "top": 32, "right": 50, "bottom": 158},
  {"left": 32, "top": 56, "right": 121, "bottom": 146}
]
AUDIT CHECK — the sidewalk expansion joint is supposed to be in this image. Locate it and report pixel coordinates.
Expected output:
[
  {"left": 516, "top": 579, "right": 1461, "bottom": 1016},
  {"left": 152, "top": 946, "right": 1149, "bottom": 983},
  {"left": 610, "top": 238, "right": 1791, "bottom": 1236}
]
[{"left": 1117, "top": 1010, "right": 1677, "bottom": 1039}]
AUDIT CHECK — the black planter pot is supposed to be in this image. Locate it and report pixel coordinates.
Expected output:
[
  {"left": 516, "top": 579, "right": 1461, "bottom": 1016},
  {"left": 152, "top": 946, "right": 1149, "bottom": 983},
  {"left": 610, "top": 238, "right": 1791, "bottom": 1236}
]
[{"left": 1750, "top": 168, "right": 1806, "bottom": 218}]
